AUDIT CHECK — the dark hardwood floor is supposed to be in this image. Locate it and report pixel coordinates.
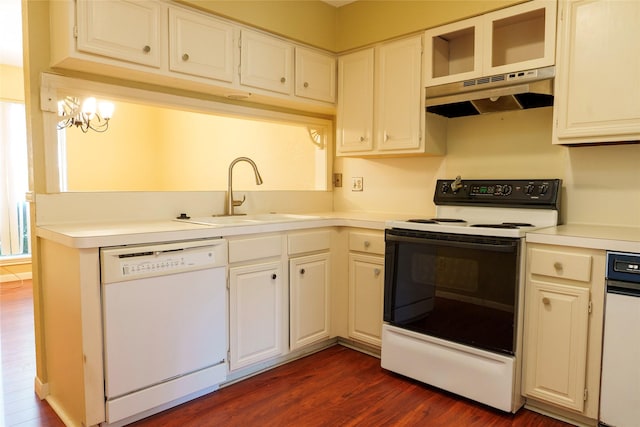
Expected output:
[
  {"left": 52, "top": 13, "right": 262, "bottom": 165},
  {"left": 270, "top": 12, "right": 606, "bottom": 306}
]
[
  {"left": 2, "top": 279, "right": 570, "bottom": 427},
  {"left": 0, "top": 279, "right": 63, "bottom": 427}
]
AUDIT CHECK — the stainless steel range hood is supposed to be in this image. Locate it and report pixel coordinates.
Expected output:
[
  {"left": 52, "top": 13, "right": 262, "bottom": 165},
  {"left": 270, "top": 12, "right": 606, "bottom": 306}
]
[{"left": 426, "top": 66, "right": 555, "bottom": 118}]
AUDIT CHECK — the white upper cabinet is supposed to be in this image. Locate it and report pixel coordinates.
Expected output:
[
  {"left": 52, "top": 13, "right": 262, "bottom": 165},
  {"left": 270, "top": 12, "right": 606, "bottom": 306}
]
[
  {"left": 337, "top": 35, "right": 446, "bottom": 157},
  {"left": 553, "top": 0, "right": 640, "bottom": 145},
  {"left": 424, "top": 16, "right": 484, "bottom": 86},
  {"left": 240, "top": 30, "right": 294, "bottom": 95},
  {"left": 295, "top": 47, "right": 336, "bottom": 103},
  {"left": 375, "top": 35, "right": 424, "bottom": 153},
  {"left": 76, "top": 0, "right": 162, "bottom": 68},
  {"left": 425, "top": 0, "right": 556, "bottom": 86},
  {"left": 168, "top": 7, "right": 236, "bottom": 83},
  {"left": 337, "top": 49, "right": 375, "bottom": 153}
]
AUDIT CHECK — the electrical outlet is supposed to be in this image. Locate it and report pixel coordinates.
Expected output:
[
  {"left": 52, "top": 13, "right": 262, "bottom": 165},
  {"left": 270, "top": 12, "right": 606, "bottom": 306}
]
[
  {"left": 333, "top": 173, "right": 342, "bottom": 188},
  {"left": 352, "top": 177, "right": 363, "bottom": 192}
]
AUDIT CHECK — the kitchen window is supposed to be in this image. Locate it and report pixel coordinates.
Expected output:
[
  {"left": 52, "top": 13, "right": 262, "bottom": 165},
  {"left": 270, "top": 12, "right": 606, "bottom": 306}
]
[{"left": 0, "top": 100, "right": 30, "bottom": 259}]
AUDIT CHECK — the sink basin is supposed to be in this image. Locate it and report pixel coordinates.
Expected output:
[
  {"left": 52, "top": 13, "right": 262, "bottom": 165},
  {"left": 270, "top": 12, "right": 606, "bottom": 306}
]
[{"left": 175, "top": 213, "right": 323, "bottom": 227}]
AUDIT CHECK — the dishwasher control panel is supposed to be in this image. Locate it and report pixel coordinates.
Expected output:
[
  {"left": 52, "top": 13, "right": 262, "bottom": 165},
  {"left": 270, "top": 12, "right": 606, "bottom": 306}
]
[{"left": 101, "top": 239, "right": 227, "bottom": 284}]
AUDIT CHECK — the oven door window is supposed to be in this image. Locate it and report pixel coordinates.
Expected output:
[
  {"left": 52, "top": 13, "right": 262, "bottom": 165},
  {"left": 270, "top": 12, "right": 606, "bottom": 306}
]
[{"left": 384, "top": 230, "right": 520, "bottom": 355}]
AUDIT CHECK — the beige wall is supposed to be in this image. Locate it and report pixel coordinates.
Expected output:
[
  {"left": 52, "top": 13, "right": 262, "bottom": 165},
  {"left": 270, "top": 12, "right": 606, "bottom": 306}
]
[
  {"left": 0, "top": 64, "right": 25, "bottom": 101},
  {"left": 186, "top": 0, "right": 522, "bottom": 52},
  {"left": 64, "top": 101, "right": 324, "bottom": 191}
]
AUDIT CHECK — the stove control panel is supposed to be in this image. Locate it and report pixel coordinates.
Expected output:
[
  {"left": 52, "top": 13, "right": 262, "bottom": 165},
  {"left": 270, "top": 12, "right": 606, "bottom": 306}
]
[{"left": 435, "top": 178, "right": 561, "bottom": 209}]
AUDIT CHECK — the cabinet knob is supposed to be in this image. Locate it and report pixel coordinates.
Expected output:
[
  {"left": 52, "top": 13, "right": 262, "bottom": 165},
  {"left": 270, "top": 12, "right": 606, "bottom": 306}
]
[
  {"left": 542, "top": 297, "right": 551, "bottom": 305},
  {"left": 303, "top": 82, "right": 309, "bottom": 88},
  {"left": 300, "top": 268, "right": 306, "bottom": 275},
  {"left": 364, "top": 241, "right": 371, "bottom": 248},
  {"left": 553, "top": 262, "right": 563, "bottom": 271},
  {"left": 359, "top": 136, "right": 365, "bottom": 142},
  {"left": 271, "top": 273, "right": 277, "bottom": 280},
  {"left": 280, "top": 77, "right": 286, "bottom": 83},
  {"left": 374, "top": 268, "right": 381, "bottom": 277},
  {"left": 182, "top": 53, "right": 190, "bottom": 61},
  {"left": 143, "top": 45, "right": 151, "bottom": 53}
]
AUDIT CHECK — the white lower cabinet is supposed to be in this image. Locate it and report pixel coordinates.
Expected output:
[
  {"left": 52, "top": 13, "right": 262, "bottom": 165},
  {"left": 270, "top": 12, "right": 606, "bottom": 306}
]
[
  {"left": 522, "top": 243, "right": 605, "bottom": 421},
  {"left": 228, "top": 234, "right": 286, "bottom": 371},
  {"left": 347, "top": 230, "right": 385, "bottom": 347},
  {"left": 229, "top": 261, "right": 284, "bottom": 371},
  {"left": 348, "top": 254, "right": 384, "bottom": 347},
  {"left": 288, "top": 230, "right": 331, "bottom": 350},
  {"left": 289, "top": 253, "right": 331, "bottom": 350}
]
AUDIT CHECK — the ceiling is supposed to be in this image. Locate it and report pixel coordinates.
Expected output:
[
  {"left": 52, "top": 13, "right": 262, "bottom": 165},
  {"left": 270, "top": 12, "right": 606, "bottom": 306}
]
[{"left": 0, "top": 0, "right": 22, "bottom": 67}]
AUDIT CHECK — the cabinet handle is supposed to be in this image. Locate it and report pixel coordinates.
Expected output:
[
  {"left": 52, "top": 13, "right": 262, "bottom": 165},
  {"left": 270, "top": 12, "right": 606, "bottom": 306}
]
[
  {"left": 271, "top": 273, "right": 277, "bottom": 280},
  {"left": 182, "top": 53, "right": 189, "bottom": 61},
  {"left": 374, "top": 268, "right": 381, "bottom": 277},
  {"left": 553, "top": 262, "right": 563, "bottom": 271},
  {"left": 384, "top": 132, "right": 389, "bottom": 142},
  {"left": 143, "top": 45, "right": 151, "bottom": 53},
  {"left": 280, "top": 77, "right": 286, "bottom": 83},
  {"left": 300, "top": 268, "right": 306, "bottom": 275},
  {"left": 303, "top": 82, "right": 309, "bottom": 88},
  {"left": 364, "top": 241, "right": 371, "bottom": 248},
  {"left": 542, "top": 297, "right": 551, "bottom": 305}
]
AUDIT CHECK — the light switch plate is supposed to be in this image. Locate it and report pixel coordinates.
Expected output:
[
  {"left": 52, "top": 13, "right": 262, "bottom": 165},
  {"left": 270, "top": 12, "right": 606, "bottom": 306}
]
[{"left": 352, "top": 177, "right": 363, "bottom": 191}]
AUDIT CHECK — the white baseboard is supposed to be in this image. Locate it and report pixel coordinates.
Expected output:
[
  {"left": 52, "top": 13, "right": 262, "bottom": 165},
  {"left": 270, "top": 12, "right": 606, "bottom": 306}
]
[
  {"left": 35, "top": 376, "right": 49, "bottom": 399},
  {"left": 0, "top": 271, "right": 32, "bottom": 284}
]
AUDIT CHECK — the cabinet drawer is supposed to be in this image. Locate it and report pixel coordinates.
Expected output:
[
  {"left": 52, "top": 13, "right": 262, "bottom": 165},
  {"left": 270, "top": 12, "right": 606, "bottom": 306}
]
[
  {"left": 229, "top": 235, "right": 282, "bottom": 263},
  {"left": 529, "top": 248, "right": 592, "bottom": 283},
  {"left": 349, "top": 231, "right": 384, "bottom": 255},
  {"left": 288, "top": 230, "right": 330, "bottom": 255}
]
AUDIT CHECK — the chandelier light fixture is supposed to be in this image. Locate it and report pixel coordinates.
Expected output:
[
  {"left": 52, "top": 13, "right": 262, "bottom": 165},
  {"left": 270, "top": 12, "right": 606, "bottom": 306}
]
[{"left": 57, "top": 96, "right": 114, "bottom": 133}]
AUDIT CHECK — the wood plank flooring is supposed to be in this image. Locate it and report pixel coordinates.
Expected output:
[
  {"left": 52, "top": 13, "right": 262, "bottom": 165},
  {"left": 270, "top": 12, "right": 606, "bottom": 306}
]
[
  {"left": 2, "top": 279, "right": 570, "bottom": 427},
  {"left": 0, "top": 280, "right": 63, "bottom": 427}
]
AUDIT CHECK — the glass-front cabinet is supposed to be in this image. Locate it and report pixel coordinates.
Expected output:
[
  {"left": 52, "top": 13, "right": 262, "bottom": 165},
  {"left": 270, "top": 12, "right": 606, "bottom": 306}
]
[{"left": 425, "top": 0, "right": 556, "bottom": 87}]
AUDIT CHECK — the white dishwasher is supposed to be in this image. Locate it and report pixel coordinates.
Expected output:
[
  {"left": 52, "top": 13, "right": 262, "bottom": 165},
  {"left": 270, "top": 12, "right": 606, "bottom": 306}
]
[
  {"left": 100, "top": 238, "right": 227, "bottom": 426},
  {"left": 599, "top": 251, "right": 640, "bottom": 427}
]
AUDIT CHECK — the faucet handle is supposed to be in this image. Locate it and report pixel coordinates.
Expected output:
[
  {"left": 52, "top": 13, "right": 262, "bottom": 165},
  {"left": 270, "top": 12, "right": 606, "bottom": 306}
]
[{"left": 232, "top": 194, "right": 246, "bottom": 207}]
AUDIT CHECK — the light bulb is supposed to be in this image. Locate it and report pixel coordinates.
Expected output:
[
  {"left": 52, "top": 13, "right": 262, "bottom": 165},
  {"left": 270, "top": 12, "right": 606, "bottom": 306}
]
[
  {"left": 82, "top": 97, "right": 97, "bottom": 119},
  {"left": 98, "top": 101, "right": 114, "bottom": 119}
]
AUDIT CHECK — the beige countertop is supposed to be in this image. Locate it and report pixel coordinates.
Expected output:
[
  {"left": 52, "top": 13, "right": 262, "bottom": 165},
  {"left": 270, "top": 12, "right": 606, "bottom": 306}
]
[
  {"left": 526, "top": 224, "right": 640, "bottom": 253},
  {"left": 38, "top": 213, "right": 640, "bottom": 254},
  {"left": 35, "top": 212, "right": 402, "bottom": 249}
]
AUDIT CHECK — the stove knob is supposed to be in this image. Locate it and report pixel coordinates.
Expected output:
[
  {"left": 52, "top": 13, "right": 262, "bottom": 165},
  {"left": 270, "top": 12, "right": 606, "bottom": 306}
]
[
  {"left": 503, "top": 185, "right": 513, "bottom": 196},
  {"left": 539, "top": 184, "right": 549, "bottom": 195},
  {"left": 525, "top": 184, "right": 535, "bottom": 195},
  {"left": 451, "top": 175, "right": 463, "bottom": 193},
  {"left": 441, "top": 183, "right": 449, "bottom": 193}
]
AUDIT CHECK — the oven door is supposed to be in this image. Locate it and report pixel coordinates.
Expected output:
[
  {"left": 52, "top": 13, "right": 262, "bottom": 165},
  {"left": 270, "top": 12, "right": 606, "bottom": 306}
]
[{"left": 384, "top": 228, "right": 521, "bottom": 355}]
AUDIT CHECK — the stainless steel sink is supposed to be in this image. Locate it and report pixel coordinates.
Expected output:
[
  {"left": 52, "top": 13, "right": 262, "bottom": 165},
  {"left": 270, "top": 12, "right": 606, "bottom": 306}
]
[{"left": 175, "top": 213, "right": 323, "bottom": 227}]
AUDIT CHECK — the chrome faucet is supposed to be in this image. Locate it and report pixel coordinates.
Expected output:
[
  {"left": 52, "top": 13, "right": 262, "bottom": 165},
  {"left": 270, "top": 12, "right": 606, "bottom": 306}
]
[{"left": 227, "top": 157, "right": 263, "bottom": 216}]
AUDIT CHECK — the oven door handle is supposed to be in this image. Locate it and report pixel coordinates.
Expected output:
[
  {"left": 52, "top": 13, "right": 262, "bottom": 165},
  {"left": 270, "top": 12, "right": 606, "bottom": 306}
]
[{"left": 386, "top": 234, "right": 518, "bottom": 253}]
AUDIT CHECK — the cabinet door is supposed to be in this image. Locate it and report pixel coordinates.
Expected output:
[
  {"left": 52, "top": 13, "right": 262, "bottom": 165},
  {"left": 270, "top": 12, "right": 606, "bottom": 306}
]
[
  {"left": 229, "top": 261, "right": 284, "bottom": 371},
  {"left": 336, "top": 49, "right": 374, "bottom": 154},
  {"left": 240, "top": 30, "right": 294, "bottom": 95},
  {"left": 76, "top": 0, "right": 162, "bottom": 68},
  {"left": 523, "top": 280, "right": 590, "bottom": 412},
  {"left": 424, "top": 16, "right": 483, "bottom": 86},
  {"left": 295, "top": 47, "right": 336, "bottom": 103},
  {"left": 290, "top": 253, "right": 330, "bottom": 350},
  {"left": 375, "top": 35, "right": 423, "bottom": 153},
  {"left": 483, "top": 0, "right": 556, "bottom": 76},
  {"left": 348, "top": 254, "right": 384, "bottom": 347},
  {"left": 168, "top": 7, "right": 235, "bottom": 82},
  {"left": 553, "top": 0, "right": 640, "bottom": 144}
]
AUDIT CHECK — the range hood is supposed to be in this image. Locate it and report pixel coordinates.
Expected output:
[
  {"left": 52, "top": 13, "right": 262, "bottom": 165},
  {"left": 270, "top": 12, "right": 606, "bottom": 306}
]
[{"left": 426, "top": 66, "right": 555, "bottom": 118}]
